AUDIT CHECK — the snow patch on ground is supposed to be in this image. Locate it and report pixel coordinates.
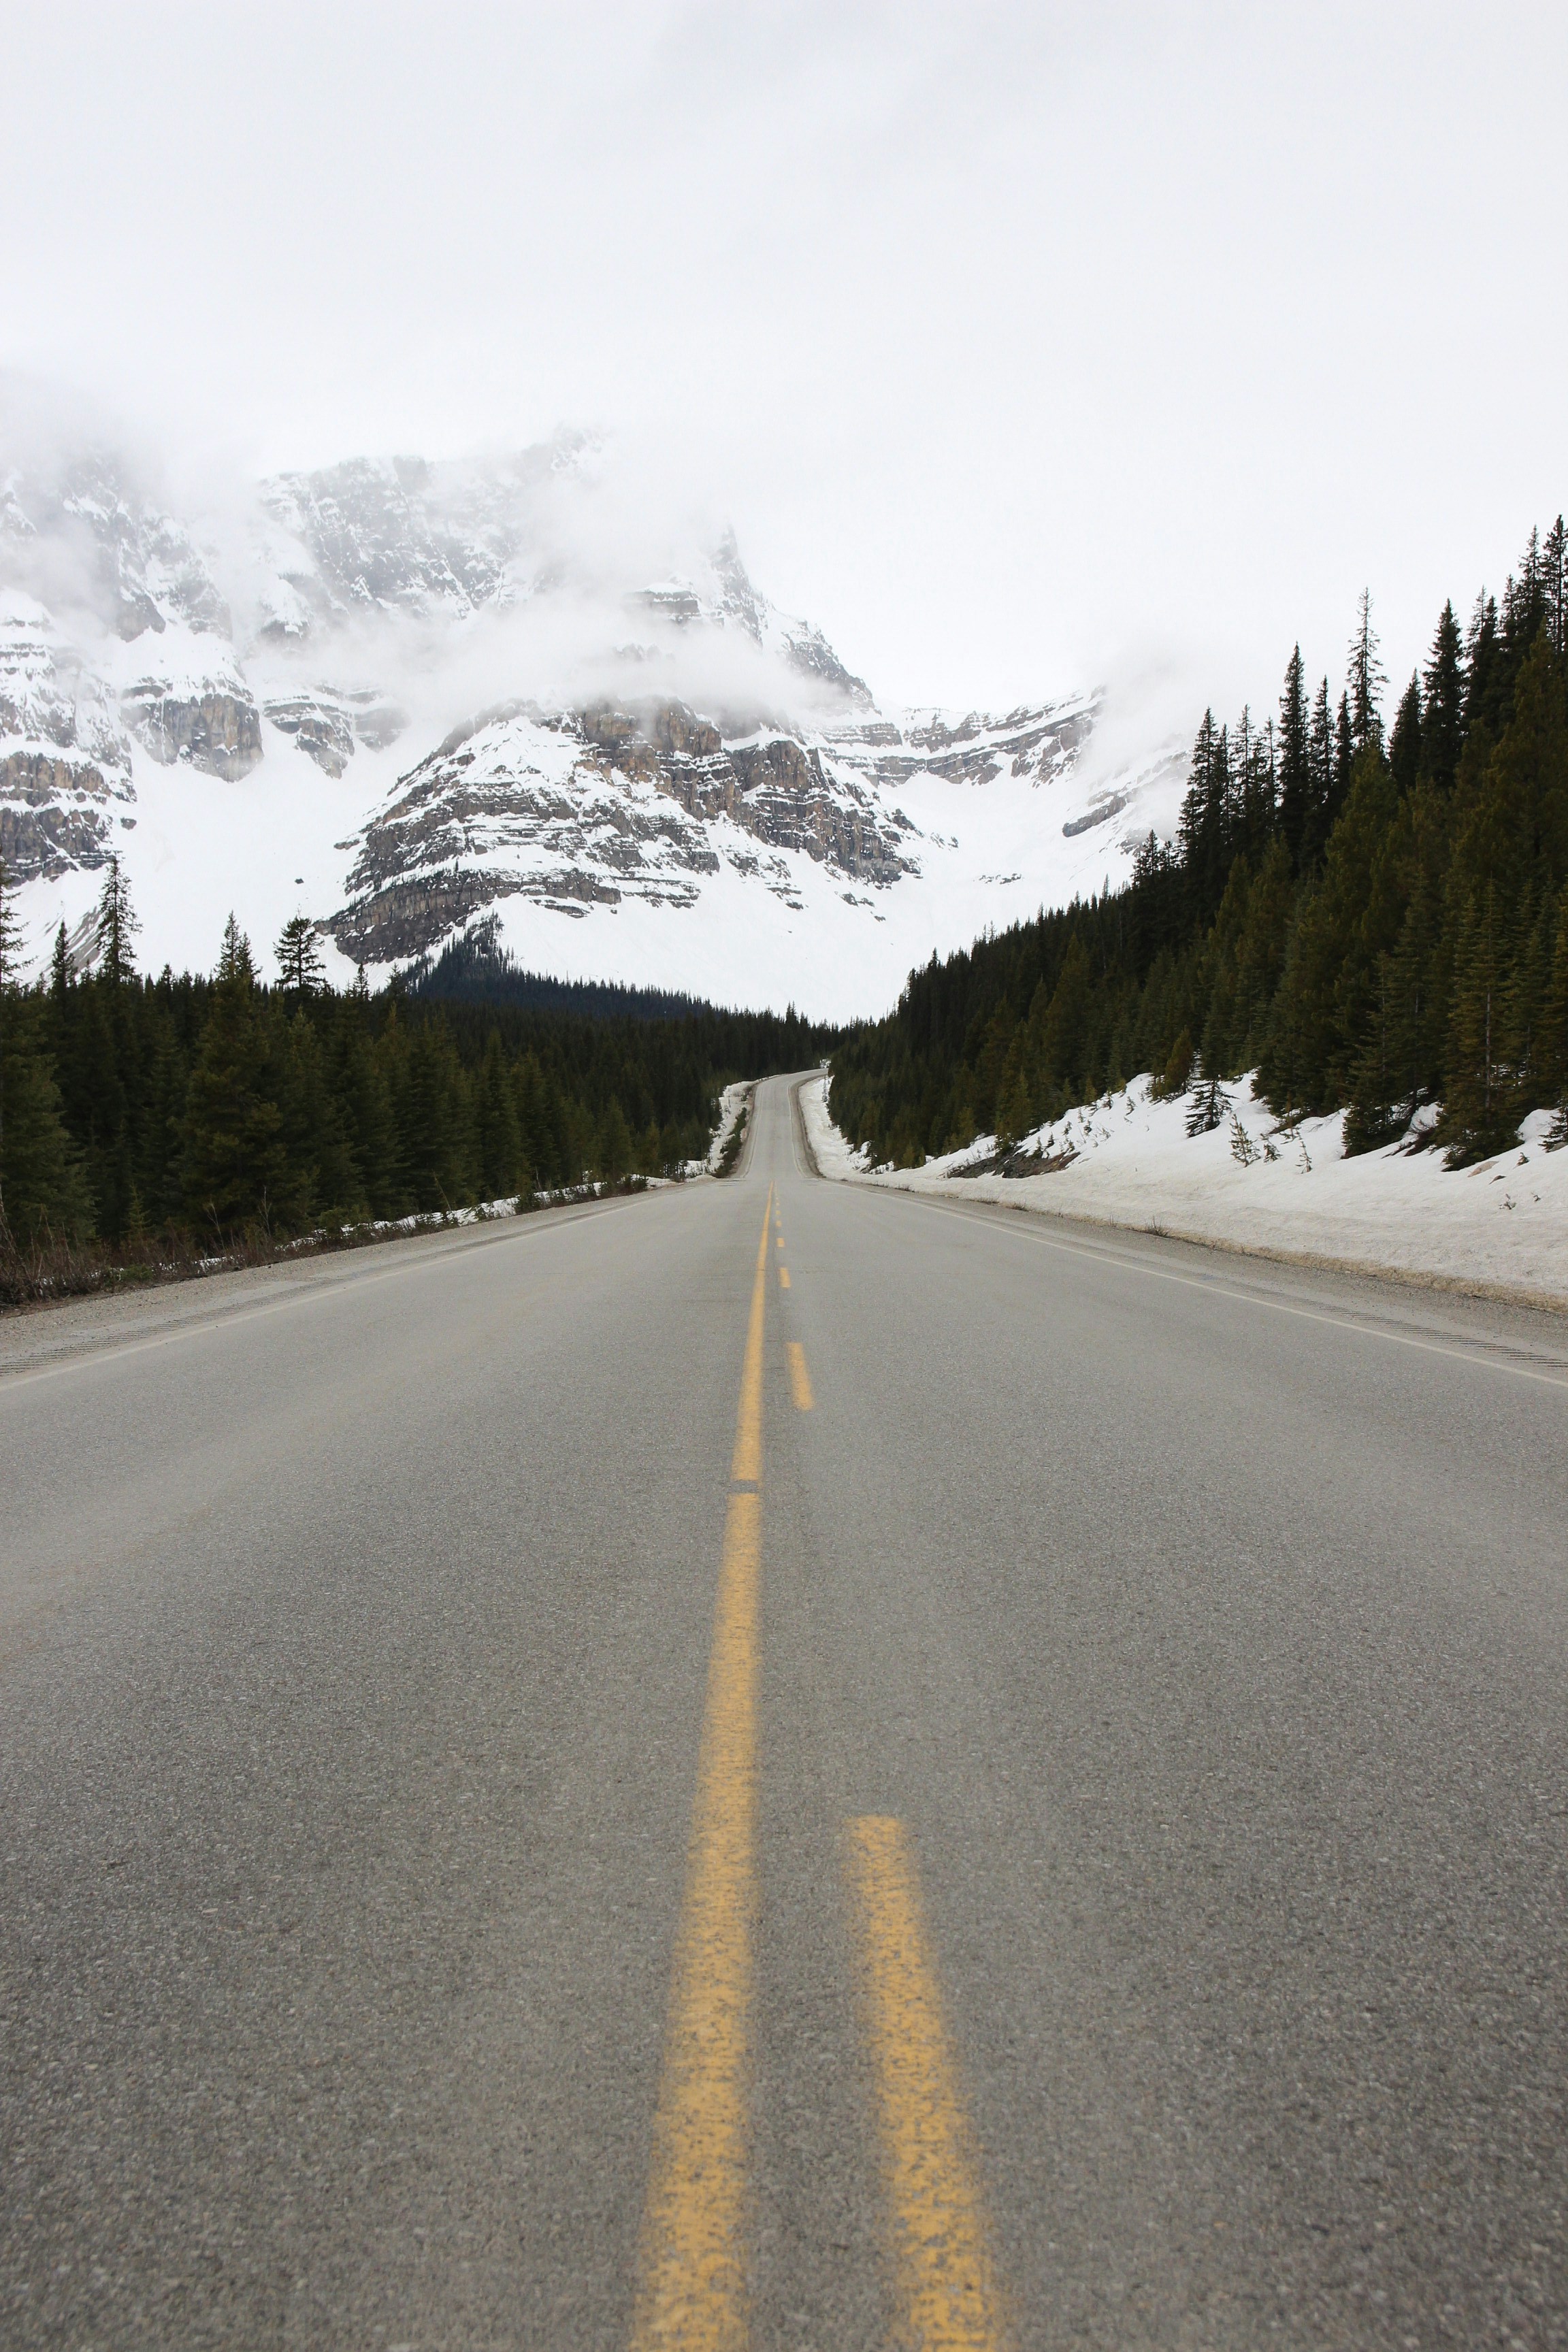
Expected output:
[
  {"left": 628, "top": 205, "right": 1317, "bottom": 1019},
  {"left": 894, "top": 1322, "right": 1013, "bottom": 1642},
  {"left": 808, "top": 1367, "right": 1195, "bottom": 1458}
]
[
  {"left": 799, "top": 1069, "right": 873, "bottom": 1178},
  {"left": 804, "top": 1071, "right": 1568, "bottom": 1308},
  {"left": 706, "top": 1080, "right": 753, "bottom": 1173}
]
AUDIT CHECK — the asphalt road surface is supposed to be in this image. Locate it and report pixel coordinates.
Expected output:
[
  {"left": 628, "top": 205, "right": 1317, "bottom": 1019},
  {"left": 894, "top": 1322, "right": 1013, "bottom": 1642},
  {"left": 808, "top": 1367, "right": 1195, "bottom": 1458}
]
[{"left": 3, "top": 1073, "right": 1567, "bottom": 2350}]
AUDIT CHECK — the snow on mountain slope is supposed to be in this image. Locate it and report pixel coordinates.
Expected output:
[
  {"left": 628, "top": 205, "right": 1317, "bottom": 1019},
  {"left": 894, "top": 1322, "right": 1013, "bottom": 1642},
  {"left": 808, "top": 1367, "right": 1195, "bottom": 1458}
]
[{"left": 1, "top": 429, "right": 1187, "bottom": 1019}]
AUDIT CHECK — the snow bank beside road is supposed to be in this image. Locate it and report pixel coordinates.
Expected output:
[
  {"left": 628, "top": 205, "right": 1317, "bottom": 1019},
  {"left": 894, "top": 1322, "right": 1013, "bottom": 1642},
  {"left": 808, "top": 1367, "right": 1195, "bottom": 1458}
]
[
  {"left": 798, "top": 1067, "right": 872, "bottom": 1178},
  {"left": 800, "top": 1073, "right": 1568, "bottom": 1309},
  {"left": 706, "top": 1081, "right": 753, "bottom": 1173}
]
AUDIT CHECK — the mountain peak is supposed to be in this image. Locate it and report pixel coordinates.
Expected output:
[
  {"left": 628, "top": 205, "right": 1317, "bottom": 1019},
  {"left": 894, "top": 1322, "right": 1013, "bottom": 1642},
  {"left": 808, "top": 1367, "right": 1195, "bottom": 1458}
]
[{"left": 1, "top": 425, "right": 1182, "bottom": 1019}]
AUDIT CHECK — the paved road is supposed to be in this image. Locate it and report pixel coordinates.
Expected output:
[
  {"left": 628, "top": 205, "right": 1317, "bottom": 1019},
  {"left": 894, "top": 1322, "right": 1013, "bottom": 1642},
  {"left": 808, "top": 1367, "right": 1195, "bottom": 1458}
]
[{"left": 3, "top": 1073, "right": 1567, "bottom": 2349}]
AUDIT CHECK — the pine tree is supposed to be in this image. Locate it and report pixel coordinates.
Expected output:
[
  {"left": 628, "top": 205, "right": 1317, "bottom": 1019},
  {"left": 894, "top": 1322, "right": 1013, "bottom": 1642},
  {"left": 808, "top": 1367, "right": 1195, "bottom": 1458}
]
[
  {"left": 332, "top": 985, "right": 399, "bottom": 1217},
  {"left": 1231, "top": 836, "right": 1296, "bottom": 1068},
  {"left": 1348, "top": 589, "right": 1387, "bottom": 751},
  {"left": 1544, "top": 517, "right": 1567, "bottom": 660},
  {"left": 0, "top": 1007, "right": 94, "bottom": 1251},
  {"left": 1034, "top": 934, "right": 1093, "bottom": 1102},
  {"left": 1278, "top": 647, "right": 1311, "bottom": 868},
  {"left": 275, "top": 915, "right": 327, "bottom": 994},
  {"left": 218, "top": 913, "right": 255, "bottom": 986},
  {"left": 93, "top": 855, "right": 140, "bottom": 985},
  {"left": 1465, "top": 592, "right": 1501, "bottom": 733},
  {"left": 0, "top": 861, "right": 94, "bottom": 1251},
  {"left": 1389, "top": 674, "right": 1422, "bottom": 796},
  {"left": 1504, "top": 528, "right": 1548, "bottom": 665},
  {"left": 1448, "top": 632, "right": 1568, "bottom": 918},
  {"left": 996, "top": 1028, "right": 1032, "bottom": 1146},
  {"left": 182, "top": 915, "right": 291, "bottom": 1233},
  {"left": 1441, "top": 884, "right": 1516, "bottom": 1162},
  {"left": 280, "top": 1009, "right": 362, "bottom": 1225},
  {"left": 475, "top": 1031, "right": 522, "bottom": 1199},
  {"left": 1305, "top": 676, "right": 1335, "bottom": 866},
  {"left": 399, "top": 1018, "right": 470, "bottom": 1213},
  {"left": 512, "top": 1052, "right": 547, "bottom": 1194},
  {"left": 1421, "top": 600, "right": 1465, "bottom": 791},
  {"left": 597, "top": 1097, "right": 634, "bottom": 1183},
  {"left": 1178, "top": 712, "right": 1232, "bottom": 924},
  {"left": 1237, "top": 706, "right": 1275, "bottom": 858},
  {"left": 1334, "top": 689, "right": 1354, "bottom": 819}
]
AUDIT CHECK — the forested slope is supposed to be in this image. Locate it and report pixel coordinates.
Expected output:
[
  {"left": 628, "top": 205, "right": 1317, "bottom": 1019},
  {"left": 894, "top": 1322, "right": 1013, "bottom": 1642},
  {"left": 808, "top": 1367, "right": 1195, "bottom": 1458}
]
[
  {"left": 0, "top": 874, "right": 822, "bottom": 1280},
  {"left": 830, "top": 521, "right": 1568, "bottom": 1171}
]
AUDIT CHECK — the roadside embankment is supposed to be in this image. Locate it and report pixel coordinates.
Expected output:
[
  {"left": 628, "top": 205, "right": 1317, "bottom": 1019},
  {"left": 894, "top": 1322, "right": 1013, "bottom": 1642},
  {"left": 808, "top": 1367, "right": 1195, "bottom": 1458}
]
[{"left": 800, "top": 1071, "right": 1568, "bottom": 1311}]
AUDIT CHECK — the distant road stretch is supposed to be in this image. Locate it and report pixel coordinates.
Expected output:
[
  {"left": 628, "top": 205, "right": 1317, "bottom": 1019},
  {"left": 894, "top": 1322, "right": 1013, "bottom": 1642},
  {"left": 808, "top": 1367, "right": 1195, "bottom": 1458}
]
[{"left": 4, "top": 1075, "right": 1567, "bottom": 2348}]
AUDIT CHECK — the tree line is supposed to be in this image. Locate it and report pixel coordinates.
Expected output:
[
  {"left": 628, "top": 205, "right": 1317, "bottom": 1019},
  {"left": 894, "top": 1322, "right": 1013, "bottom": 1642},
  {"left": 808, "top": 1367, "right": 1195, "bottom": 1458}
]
[
  {"left": 0, "top": 875, "right": 825, "bottom": 1262},
  {"left": 829, "top": 517, "right": 1568, "bottom": 1169}
]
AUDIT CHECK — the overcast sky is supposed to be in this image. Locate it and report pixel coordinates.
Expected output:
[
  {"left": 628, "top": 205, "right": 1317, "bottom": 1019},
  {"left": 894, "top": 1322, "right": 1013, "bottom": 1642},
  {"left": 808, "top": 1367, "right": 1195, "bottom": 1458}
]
[{"left": 5, "top": 1, "right": 1564, "bottom": 721}]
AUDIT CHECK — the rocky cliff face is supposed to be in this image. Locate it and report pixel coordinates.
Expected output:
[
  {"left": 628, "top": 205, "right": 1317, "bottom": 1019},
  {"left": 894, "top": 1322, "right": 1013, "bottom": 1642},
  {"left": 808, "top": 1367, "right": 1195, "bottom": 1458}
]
[
  {"left": 120, "top": 674, "right": 263, "bottom": 780},
  {"left": 0, "top": 599, "right": 134, "bottom": 878},
  {"left": 330, "top": 696, "right": 922, "bottom": 964}
]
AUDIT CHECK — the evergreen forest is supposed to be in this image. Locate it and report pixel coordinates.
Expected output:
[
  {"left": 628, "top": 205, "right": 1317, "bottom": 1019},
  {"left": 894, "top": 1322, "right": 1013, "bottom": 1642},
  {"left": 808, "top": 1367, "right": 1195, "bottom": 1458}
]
[
  {"left": 829, "top": 518, "right": 1568, "bottom": 1172},
  {"left": 0, "top": 873, "right": 822, "bottom": 1292}
]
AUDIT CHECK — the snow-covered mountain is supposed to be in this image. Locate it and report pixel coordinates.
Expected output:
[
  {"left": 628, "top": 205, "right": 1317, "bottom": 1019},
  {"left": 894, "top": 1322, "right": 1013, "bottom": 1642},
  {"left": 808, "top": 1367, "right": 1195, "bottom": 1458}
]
[{"left": 1, "top": 430, "right": 1185, "bottom": 1020}]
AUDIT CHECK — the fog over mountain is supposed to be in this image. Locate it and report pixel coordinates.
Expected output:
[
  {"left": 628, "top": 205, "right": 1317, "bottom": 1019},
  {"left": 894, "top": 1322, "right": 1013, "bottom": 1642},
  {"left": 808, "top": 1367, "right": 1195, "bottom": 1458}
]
[
  {"left": 4, "top": 5, "right": 1561, "bottom": 1014},
  {"left": 0, "top": 411, "right": 1186, "bottom": 1019}
]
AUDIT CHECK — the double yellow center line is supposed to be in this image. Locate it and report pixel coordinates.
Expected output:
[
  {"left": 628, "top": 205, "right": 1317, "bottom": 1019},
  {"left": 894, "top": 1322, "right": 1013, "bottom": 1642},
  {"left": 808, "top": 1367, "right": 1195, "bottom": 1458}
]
[
  {"left": 632, "top": 1188, "right": 1005, "bottom": 2349},
  {"left": 632, "top": 1190, "right": 772, "bottom": 2351}
]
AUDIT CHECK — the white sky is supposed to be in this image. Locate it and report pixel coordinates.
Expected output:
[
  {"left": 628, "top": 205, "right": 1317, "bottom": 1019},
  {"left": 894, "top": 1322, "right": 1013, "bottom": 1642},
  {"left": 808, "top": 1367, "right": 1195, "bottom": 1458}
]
[{"left": 5, "top": 1, "right": 1564, "bottom": 722}]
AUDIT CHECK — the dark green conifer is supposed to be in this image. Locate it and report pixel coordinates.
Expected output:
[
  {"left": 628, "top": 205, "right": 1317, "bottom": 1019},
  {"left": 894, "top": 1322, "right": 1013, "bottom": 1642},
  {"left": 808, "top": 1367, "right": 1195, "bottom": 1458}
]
[
  {"left": 597, "top": 1098, "right": 634, "bottom": 1183},
  {"left": 1440, "top": 884, "right": 1516, "bottom": 1162},
  {"left": 1333, "top": 690, "right": 1354, "bottom": 819},
  {"left": 1389, "top": 674, "right": 1422, "bottom": 796},
  {"left": 181, "top": 915, "right": 292, "bottom": 1235},
  {"left": 1348, "top": 589, "right": 1386, "bottom": 751},
  {"left": 1420, "top": 601, "right": 1465, "bottom": 791},
  {"left": 1278, "top": 648, "right": 1311, "bottom": 868},
  {"left": 275, "top": 915, "right": 327, "bottom": 995},
  {"left": 92, "top": 855, "right": 140, "bottom": 985},
  {"left": 1304, "top": 676, "right": 1335, "bottom": 867},
  {"left": 476, "top": 1031, "right": 522, "bottom": 1200}
]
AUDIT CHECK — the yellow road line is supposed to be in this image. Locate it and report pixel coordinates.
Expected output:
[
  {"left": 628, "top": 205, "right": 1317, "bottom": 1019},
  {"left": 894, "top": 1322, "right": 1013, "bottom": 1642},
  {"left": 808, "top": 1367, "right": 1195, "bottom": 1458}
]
[
  {"left": 779, "top": 1267, "right": 791, "bottom": 1290},
  {"left": 785, "top": 1341, "right": 813, "bottom": 1411},
  {"left": 776, "top": 1235, "right": 785, "bottom": 1250},
  {"left": 845, "top": 1816, "right": 1007, "bottom": 2352},
  {"left": 632, "top": 1187, "right": 773, "bottom": 2351}
]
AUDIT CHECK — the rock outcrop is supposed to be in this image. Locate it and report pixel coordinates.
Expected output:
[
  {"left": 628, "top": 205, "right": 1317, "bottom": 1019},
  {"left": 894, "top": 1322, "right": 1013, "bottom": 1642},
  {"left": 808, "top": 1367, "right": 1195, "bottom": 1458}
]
[
  {"left": 329, "top": 696, "right": 921, "bottom": 964},
  {"left": 0, "top": 598, "right": 134, "bottom": 877},
  {"left": 263, "top": 693, "right": 357, "bottom": 777},
  {"left": 120, "top": 675, "right": 263, "bottom": 779},
  {"left": 0, "top": 753, "right": 122, "bottom": 878}
]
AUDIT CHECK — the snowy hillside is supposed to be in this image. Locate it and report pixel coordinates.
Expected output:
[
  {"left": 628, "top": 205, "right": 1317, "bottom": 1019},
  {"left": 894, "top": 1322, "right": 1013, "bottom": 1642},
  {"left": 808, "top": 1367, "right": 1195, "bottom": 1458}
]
[
  {"left": 802, "top": 1072, "right": 1568, "bottom": 1308},
  {"left": 1, "top": 429, "right": 1186, "bottom": 1019}
]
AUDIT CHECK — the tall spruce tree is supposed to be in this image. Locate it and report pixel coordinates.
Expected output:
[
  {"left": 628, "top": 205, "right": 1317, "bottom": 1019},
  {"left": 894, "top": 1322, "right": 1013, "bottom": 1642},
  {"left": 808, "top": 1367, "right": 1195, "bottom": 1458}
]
[
  {"left": 1544, "top": 516, "right": 1567, "bottom": 659},
  {"left": 1390, "top": 674, "right": 1423, "bottom": 795},
  {"left": 1421, "top": 600, "right": 1465, "bottom": 791},
  {"left": 1348, "top": 589, "right": 1387, "bottom": 751},
  {"left": 1278, "top": 647, "right": 1311, "bottom": 868},
  {"left": 1305, "top": 676, "right": 1335, "bottom": 865},
  {"left": 476, "top": 1030, "right": 522, "bottom": 1199},
  {"left": 0, "top": 857, "right": 93, "bottom": 1248},
  {"left": 1465, "top": 591, "right": 1501, "bottom": 732},
  {"left": 1333, "top": 690, "right": 1354, "bottom": 819},
  {"left": 93, "top": 855, "right": 140, "bottom": 985},
  {"left": 275, "top": 915, "right": 327, "bottom": 994},
  {"left": 182, "top": 916, "right": 293, "bottom": 1233}
]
